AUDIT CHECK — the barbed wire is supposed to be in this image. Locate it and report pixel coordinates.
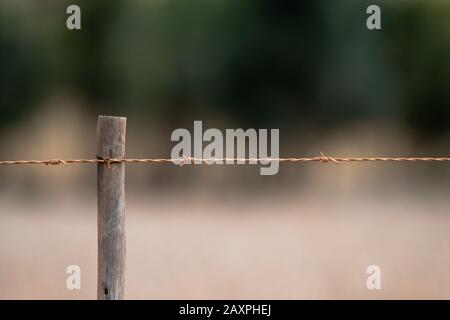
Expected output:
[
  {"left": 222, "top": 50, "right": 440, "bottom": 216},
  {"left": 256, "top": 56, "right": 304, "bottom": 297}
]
[{"left": 2, "top": 152, "right": 450, "bottom": 167}]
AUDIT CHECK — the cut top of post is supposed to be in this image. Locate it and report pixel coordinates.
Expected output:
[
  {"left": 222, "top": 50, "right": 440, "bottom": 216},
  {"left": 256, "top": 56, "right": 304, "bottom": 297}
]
[{"left": 97, "top": 116, "right": 127, "bottom": 159}]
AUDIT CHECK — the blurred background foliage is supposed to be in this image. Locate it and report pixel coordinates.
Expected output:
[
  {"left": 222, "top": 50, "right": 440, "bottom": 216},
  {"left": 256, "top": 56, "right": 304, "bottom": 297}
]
[{"left": 0, "top": 0, "right": 450, "bottom": 136}]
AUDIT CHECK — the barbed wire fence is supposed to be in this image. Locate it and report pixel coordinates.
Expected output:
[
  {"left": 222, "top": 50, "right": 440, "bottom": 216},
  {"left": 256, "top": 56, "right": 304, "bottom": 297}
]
[
  {"left": 3, "top": 154, "right": 450, "bottom": 167},
  {"left": 1, "top": 115, "right": 450, "bottom": 300}
]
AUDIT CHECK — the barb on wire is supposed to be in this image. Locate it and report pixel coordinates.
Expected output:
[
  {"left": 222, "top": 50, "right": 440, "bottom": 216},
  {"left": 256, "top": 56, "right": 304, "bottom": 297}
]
[
  {"left": 46, "top": 159, "right": 68, "bottom": 166},
  {"left": 318, "top": 152, "right": 341, "bottom": 165}
]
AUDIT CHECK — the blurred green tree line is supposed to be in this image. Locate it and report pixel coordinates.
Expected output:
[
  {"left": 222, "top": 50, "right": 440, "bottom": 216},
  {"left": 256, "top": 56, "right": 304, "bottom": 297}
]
[{"left": 1, "top": 0, "right": 449, "bottom": 138}]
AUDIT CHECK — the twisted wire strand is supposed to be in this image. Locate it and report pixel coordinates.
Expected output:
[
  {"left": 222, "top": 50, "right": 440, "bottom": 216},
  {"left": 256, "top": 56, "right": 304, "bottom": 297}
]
[{"left": 2, "top": 153, "right": 450, "bottom": 167}]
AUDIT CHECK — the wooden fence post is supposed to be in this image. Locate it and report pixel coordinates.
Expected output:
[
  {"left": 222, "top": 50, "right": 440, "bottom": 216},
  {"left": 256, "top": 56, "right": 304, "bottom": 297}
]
[{"left": 97, "top": 115, "right": 127, "bottom": 300}]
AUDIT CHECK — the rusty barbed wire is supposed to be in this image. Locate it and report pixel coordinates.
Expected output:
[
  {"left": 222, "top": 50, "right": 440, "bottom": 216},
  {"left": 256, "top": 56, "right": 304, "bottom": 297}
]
[{"left": 2, "top": 152, "right": 450, "bottom": 167}]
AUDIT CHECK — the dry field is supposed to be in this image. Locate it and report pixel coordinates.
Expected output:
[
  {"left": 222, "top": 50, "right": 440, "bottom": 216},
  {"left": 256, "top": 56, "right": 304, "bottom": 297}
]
[{"left": 1, "top": 191, "right": 450, "bottom": 300}]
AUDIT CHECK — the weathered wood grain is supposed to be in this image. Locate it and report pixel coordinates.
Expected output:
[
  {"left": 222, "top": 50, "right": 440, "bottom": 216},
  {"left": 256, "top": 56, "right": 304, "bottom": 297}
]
[{"left": 97, "top": 116, "right": 127, "bottom": 300}]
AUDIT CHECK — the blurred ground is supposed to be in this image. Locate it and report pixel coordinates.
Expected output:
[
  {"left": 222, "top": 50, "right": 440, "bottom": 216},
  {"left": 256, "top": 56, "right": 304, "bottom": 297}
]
[{"left": 1, "top": 192, "right": 450, "bottom": 300}]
